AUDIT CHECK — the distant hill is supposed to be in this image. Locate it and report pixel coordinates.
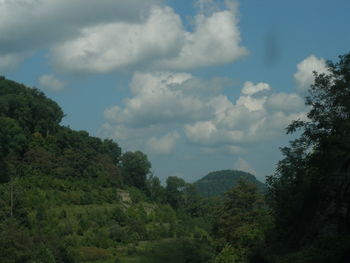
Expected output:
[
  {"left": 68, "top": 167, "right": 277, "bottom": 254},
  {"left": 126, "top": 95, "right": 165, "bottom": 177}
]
[{"left": 194, "top": 170, "right": 265, "bottom": 197}]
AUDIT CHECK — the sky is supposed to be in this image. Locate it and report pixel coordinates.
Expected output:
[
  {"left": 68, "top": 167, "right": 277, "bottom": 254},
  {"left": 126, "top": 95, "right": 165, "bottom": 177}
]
[{"left": 1, "top": 0, "right": 350, "bottom": 183}]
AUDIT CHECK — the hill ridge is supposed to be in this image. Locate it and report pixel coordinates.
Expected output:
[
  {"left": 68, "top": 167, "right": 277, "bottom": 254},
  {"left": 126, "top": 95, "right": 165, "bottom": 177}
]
[{"left": 194, "top": 169, "right": 265, "bottom": 197}]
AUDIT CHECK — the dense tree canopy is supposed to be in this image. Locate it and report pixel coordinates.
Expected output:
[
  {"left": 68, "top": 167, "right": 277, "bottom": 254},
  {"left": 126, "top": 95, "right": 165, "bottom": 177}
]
[
  {"left": 214, "top": 179, "right": 272, "bottom": 262},
  {"left": 267, "top": 52, "right": 350, "bottom": 258},
  {"left": 0, "top": 77, "right": 215, "bottom": 263},
  {"left": 121, "top": 151, "right": 151, "bottom": 190}
]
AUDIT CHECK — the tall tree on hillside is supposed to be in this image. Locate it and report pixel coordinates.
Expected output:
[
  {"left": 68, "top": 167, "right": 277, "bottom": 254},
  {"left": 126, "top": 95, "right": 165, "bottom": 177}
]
[
  {"left": 166, "top": 176, "right": 186, "bottom": 209},
  {"left": 121, "top": 151, "right": 151, "bottom": 190}
]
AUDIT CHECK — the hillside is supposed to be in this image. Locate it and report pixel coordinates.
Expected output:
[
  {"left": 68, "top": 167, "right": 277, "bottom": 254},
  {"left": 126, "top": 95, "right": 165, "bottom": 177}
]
[
  {"left": 0, "top": 77, "right": 214, "bottom": 263},
  {"left": 194, "top": 170, "right": 265, "bottom": 197}
]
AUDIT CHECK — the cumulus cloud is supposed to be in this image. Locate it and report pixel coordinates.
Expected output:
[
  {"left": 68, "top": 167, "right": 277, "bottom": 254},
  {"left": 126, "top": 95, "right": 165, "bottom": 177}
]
[
  {"left": 0, "top": 52, "right": 28, "bottom": 71},
  {"left": 38, "top": 74, "right": 66, "bottom": 92},
  {"left": 103, "top": 72, "right": 212, "bottom": 127},
  {"left": 194, "top": 0, "right": 222, "bottom": 14},
  {"left": 50, "top": 1, "right": 247, "bottom": 73},
  {"left": 0, "top": 0, "right": 162, "bottom": 69},
  {"left": 101, "top": 70, "right": 307, "bottom": 154},
  {"left": 0, "top": 0, "right": 247, "bottom": 73},
  {"left": 184, "top": 81, "right": 306, "bottom": 147},
  {"left": 241, "top": 81, "right": 270, "bottom": 96},
  {"left": 294, "top": 55, "right": 329, "bottom": 93},
  {"left": 267, "top": 92, "right": 304, "bottom": 112},
  {"left": 0, "top": 0, "right": 160, "bottom": 53},
  {"left": 51, "top": 6, "right": 185, "bottom": 74},
  {"left": 157, "top": 5, "right": 248, "bottom": 70},
  {"left": 234, "top": 157, "right": 256, "bottom": 175},
  {"left": 147, "top": 132, "right": 180, "bottom": 154}
]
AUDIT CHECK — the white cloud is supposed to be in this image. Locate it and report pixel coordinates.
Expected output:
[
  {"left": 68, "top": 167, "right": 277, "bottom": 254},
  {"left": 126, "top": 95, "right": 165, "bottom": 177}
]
[
  {"left": 0, "top": 0, "right": 247, "bottom": 73},
  {"left": 194, "top": 0, "right": 221, "bottom": 14},
  {"left": 38, "top": 74, "right": 66, "bottom": 92},
  {"left": 0, "top": 0, "right": 160, "bottom": 53},
  {"left": 147, "top": 132, "right": 180, "bottom": 154},
  {"left": 0, "top": 0, "right": 162, "bottom": 69},
  {"left": 101, "top": 75, "right": 307, "bottom": 153},
  {"left": 51, "top": 6, "right": 185, "bottom": 74},
  {"left": 267, "top": 92, "right": 304, "bottom": 112},
  {"left": 103, "top": 72, "right": 211, "bottom": 127},
  {"left": 184, "top": 81, "right": 306, "bottom": 147},
  {"left": 234, "top": 157, "right": 256, "bottom": 175},
  {"left": 50, "top": 1, "right": 247, "bottom": 73},
  {"left": 294, "top": 55, "right": 329, "bottom": 93},
  {"left": 241, "top": 81, "right": 270, "bottom": 96},
  {"left": 157, "top": 7, "right": 248, "bottom": 70},
  {"left": 0, "top": 53, "right": 28, "bottom": 71}
]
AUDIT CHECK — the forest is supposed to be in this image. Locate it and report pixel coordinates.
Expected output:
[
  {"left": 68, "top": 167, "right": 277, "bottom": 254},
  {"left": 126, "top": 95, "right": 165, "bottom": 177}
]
[{"left": 0, "top": 52, "right": 349, "bottom": 263}]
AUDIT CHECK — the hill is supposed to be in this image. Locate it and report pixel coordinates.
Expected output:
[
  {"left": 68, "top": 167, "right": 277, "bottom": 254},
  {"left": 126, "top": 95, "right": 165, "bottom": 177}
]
[
  {"left": 194, "top": 170, "right": 265, "bottom": 197},
  {"left": 0, "top": 77, "right": 214, "bottom": 263}
]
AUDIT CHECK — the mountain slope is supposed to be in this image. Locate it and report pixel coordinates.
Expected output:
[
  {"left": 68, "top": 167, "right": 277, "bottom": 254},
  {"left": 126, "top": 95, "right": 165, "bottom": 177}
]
[
  {"left": 194, "top": 170, "right": 265, "bottom": 197},
  {"left": 0, "top": 77, "right": 215, "bottom": 263}
]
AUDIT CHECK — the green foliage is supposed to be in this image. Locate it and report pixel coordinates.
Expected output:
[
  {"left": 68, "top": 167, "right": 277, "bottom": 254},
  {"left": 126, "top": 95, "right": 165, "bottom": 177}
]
[
  {"left": 33, "top": 245, "right": 56, "bottom": 263},
  {"left": 194, "top": 170, "right": 265, "bottom": 197},
  {"left": 0, "top": 78, "right": 64, "bottom": 136},
  {"left": 165, "top": 176, "right": 186, "bottom": 209},
  {"left": 214, "top": 179, "right": 273, "bottom": 262},
  {"left": 118, "top": 238, "right": 214, "bottom": 263},
  {"left": 73, "top": 246, "right": 111, "bottom": 261},
  {"left": 214, "top": 245, "right": 243, "bottom": 263},
  {"left": 265, "top": 52, "right": 350, "bottom": 261},
  {"left": 121, "top": 151, "right": 151, "bottom": 190},
  {"left": 0, "top": 218, "right": 34, "bottom": 263},
  {"left": 267, "top": 52, "right": 350, "bottom": 248},
  {"left": 0, "top": 77, "right": 218, "bottom": 263},
  {"left": 146, "top": 174, "right": 166, "bottom": 203}
]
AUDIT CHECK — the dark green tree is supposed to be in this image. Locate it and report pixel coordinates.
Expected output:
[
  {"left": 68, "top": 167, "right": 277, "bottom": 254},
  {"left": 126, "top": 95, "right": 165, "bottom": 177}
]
[
  {"left": 102, "top": 139, "right": 122, "bottom": 165},
  {"left": 214, "top": 179, "right": 272, "bottom": 262},
  {"left": 0, "top": 117, "right": 26, "bottom": 182},
  {"left": 166, "top": 176, "right": 186, "bottom": 209},
  {"left": 267, "top": 52, "right": 350, "bottom": 249},
  {"left": 121, "top": 151, "right": 151, "bottom": 190},
  {"left": 147, "top": 173, "right": 166, "bottom": 203}
]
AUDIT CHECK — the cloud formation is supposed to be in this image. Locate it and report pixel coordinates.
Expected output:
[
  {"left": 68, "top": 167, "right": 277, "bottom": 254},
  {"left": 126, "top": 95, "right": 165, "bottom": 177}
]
[
  {"left": 294, "top": 55, "right": 329, "bottom": 93},
  {"left": 104, "top": 72, "right": 213, "bottom": 127},
  {"left": 234, "top": 157, "right": 256, "bottom": 175},
  {"left": 0, "top": 53, "right": 28, "bottom": 71},
  {"left": 147, "top": 132, "right": 180, "bottom": 154},
  {"left": 38, "top": 74, "right": 66, "bottom": 92},
  {"left": 0, "top": 0, "right": 247, "bottom": 73},
  {"left": 0, "top": 0, "right": 162, "bottom": 69},
  {"left": 101, "top": 71, "right": 307, "bottom": 155},
  {"left": 184, "top": 90, "right": 306, "bottom": 147}
]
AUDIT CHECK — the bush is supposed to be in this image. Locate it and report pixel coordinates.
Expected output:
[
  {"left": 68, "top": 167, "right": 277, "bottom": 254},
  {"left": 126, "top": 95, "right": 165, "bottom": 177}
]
[{"left": 73, "top": 247, "right": 111, "bottom": 261}]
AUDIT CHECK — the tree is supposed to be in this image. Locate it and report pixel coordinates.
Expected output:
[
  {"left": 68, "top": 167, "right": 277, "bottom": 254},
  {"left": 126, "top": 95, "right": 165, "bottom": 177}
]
[
  {"left": 183, "top": 184, "right": 203, "bottom": 217},
  {"left": 0, "top": 117, "right": 26, "bottom": 182},
  {"left": 121, "top": 151, "right": 151, "bottom": 190},
  {"left": 0, "top": 78, "right": 64, "bottom": 136},
  {"left": 214, "top": 179, "right": 272, "bottom": 262},
  {"left": 146, "top": 173, "right": 166, "bottom": 203},
  {"left": 102, "top": 139, "right": 121, "bottom": 165},
  {"left": 267, "top": 52, "right": 350, "bottom": 248},
  {"left": 165, "top": 176, "right": 186, "bottom": 209}
]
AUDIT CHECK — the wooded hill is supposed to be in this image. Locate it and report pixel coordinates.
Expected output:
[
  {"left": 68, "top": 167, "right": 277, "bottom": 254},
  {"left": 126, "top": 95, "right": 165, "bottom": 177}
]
[
  {"left": 0, "top": 77, "right": 215, "bottom": 263},
  {"left": 194, "top": 170, "right": 265, "bottom": 197}
]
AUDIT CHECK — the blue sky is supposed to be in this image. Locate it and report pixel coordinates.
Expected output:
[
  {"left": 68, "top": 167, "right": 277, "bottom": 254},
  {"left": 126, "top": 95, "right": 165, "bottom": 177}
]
[{"left": 1, "top": 0, "right": 349, "bottom": 182}]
